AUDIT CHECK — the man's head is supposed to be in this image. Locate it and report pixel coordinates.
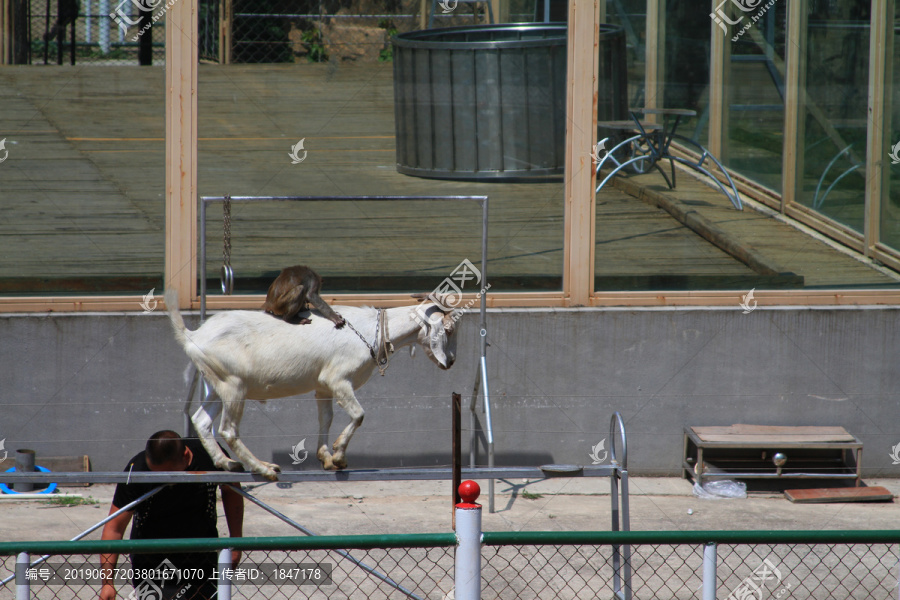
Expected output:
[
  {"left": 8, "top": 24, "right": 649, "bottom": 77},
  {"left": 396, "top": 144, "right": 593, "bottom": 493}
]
[{"left": 145, "top": 430, "right": 193, "bottom": 471}]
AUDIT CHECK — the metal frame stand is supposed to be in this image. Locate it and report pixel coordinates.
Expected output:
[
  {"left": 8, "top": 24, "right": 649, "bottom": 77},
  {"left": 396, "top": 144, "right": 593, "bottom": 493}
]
[{"left": 190, "top": 194, "right": 496, "bottom": 510}]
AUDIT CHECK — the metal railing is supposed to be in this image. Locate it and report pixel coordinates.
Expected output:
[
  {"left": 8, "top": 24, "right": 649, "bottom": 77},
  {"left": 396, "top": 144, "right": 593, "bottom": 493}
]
[{"left": 3, "top": 530, "right": 900, "bottom": 600}]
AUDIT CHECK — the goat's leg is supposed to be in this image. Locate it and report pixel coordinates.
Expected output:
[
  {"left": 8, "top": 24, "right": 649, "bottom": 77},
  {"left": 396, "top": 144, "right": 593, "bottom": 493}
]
[
  {"left": 315, "top": 390, "right": 337, "bottom": 470},
  {"left": 218, "top": 389, "right": 281, "bottom": 481},
  {"left": 191, "top": 388, "right": 242, "bottom": 472},
  {"left": 330, "top": 382, "right": 365, "bottom": 470}
]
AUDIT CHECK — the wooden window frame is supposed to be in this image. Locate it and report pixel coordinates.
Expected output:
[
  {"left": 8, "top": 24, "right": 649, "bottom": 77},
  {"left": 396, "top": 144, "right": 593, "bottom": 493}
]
[{"left": 1, "top": 0, "right": 898, "bottom": 313}]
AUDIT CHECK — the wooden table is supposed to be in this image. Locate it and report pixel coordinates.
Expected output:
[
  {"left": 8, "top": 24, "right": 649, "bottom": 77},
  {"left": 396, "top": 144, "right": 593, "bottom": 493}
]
[{"left": 683, "top": 424, "right": 863, "bottom": 487}]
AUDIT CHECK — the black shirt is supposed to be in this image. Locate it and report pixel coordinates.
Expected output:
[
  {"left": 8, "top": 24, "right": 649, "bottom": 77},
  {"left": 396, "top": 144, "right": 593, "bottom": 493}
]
[
  {"left": 112, "top": 438, "right": 221, "bottom": 541},
  {"left": 113, "top": 438, "right": 223, "bottom": 580}
]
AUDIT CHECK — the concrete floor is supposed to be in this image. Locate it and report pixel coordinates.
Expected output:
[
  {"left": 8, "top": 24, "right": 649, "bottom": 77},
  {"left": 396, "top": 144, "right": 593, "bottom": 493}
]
[
  {"left": 2, "top": 478, "right": 899, "bottom": 599},
  {"left": 1, "top": 476, "right": 898, "bottom": 539}
]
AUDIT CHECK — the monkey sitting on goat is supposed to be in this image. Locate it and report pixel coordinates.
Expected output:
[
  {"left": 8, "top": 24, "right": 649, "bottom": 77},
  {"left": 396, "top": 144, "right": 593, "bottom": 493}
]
[{"left": 262, "top": 265, "right": 346, "bottom": 328}]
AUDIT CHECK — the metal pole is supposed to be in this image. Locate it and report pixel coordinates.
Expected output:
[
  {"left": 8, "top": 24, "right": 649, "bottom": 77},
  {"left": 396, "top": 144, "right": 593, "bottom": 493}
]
[
  {"left": 0, "top": 486, "right": 165, "bottom": 586},
  {"left": 226, "top": 485, "right": 424, "bottom": 600},
  {"left": 479, "top": 197, "right": 494, "bottom": 514},
  {"left": 610, "top": 467, "right": 622, "bottom": 599},
  {"left": 468, "top": 373, "right": 479, "bottom": 468},
  {"left": 199, "top": 196, "right": 207, "bottom": 322},
  {"left": 454, "top": 481, "right": 482, "bottom": 600},
  {"left": 480, "top": 356, "right": 494, "bottom": 513},
  {"left": 13, "top": 450, "right": 35, "bottom": 493},
  {"left": 15, "top": 552, "right": 29, "bottom": 600},
  {"left": 452, "top": 392, "right": 461, "bottom": 529},
  {"left": 217, "top": 548, "right": 232, "bottom": 600},
  {"left": 621, "top": 469, "right": 632, "bottom": 600},
  {"left": 702, "top": 542, "right": 717, "bottom": 600},
  {"left": 183, "top": 367, "right": 199, "bottom": 438}
]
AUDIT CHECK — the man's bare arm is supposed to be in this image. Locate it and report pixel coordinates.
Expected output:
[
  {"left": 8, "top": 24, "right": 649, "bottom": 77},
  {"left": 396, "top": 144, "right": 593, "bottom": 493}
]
[{"left": 99, "top": 506, "right": 133, "bottom": 600}]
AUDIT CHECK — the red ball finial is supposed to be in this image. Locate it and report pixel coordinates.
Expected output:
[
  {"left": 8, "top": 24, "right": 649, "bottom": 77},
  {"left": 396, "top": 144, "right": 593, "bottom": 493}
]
[{"left": 458, "top": 480, "right": 481, "bottom": 504}]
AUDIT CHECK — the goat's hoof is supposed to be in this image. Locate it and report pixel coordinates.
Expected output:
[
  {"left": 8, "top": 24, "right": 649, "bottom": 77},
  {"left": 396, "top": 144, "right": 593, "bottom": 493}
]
[
  {"left": 262, "top": 461, "right": 281, "bottom": 473},
  {"left": 222, "top": 459, "right": 245, "bottom": 472},
  {"left": 331, "top": 456, "right": 348, "bottom": 470},
  {"left": 259, "top": 468, "right": 279, "bottom": 482}
]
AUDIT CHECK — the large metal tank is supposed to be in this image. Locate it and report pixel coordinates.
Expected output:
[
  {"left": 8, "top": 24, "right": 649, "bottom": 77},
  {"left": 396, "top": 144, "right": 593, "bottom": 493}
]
[{"left": 392, "top": 23, "right": 626, "bottom": 180}]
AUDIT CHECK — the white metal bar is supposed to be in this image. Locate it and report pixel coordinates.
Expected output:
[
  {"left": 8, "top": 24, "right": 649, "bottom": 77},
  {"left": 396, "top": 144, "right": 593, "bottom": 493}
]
[
  {"left": 217, "top": 548, "right": 232, "bottom": 600},
  {"left": 702, "top": 542, "right": 717, "bottom": 600},
  {"left": 454, "top": 489, "right": 482, "bottom": 600},
  {"left": 15, "top": 552, "right": 28, "bottom": 600}
]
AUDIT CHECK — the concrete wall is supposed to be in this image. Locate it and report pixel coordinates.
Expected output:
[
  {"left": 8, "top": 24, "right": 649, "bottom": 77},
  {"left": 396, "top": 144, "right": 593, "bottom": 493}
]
[{"left": 1, "top": 306, "right": 898, "bottom": 478}]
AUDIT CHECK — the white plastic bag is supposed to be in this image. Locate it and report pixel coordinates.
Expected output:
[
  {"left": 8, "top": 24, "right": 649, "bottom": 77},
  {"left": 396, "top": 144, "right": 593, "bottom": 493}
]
[{"left": 692, "top": 480, "right": 747, "bottom": 500}]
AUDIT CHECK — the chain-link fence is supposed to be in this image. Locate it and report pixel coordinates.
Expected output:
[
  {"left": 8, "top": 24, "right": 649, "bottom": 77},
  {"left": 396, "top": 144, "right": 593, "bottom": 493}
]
[
  {"left": 3, "top": 532, "right": 900, "bottom": 600},
  {"left": 196, "top": 0, "right": 548, "bottom": 65},
  {"left": 3, "top": 0, "right": 165, "bottom": 65},
  {"left": 4, "top": 0, "right": 639, "bottom": 66},
  {"left": 483, "top": 541, "right": 899, "bottom": 600},
  {"left": 0, "top": 547, "right": 456, "bottom": 600},
  {"left": 4, "top": 0, "right": 549, "bottom": 66}
]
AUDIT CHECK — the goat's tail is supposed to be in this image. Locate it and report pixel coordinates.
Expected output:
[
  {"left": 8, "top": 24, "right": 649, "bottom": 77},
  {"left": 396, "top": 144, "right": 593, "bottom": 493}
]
[
  {"left": 164, "top": 289, "right": 229, "bottom": 384},
  {"left": 164, "top": 288, "right": 191, "bottom": 349}
]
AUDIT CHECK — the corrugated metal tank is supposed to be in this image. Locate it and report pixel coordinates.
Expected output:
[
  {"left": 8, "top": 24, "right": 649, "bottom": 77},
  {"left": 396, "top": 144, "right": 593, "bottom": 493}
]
[{"left": 392, "top": 23, "right": 626, "bottom": 181}]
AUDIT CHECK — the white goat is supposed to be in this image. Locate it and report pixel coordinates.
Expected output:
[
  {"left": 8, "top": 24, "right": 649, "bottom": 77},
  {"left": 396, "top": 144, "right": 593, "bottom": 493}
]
[{"left": 164, "top": 290, "right": 459, "bottom": 480}]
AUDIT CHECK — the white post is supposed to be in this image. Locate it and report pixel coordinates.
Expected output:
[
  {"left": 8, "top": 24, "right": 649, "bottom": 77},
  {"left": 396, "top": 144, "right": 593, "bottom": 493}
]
[
  {"left": 16, "top": 552, "right": 29, "bottom": 600},
  {"left": 218, "top": 548, "right": 232, "bottom": 600},
  {"left": 86, "top": 0, "right": 92, "bottom": 44},
  {"left": 702, "top": 542, "right": 717, "bottom": 600},
  {"left": 99, "top": 0, "right": 110, "bottom": 53},
  {"left": 118, "top": 0, "right": 128, "bottom": 43},
  {"left": 455, "top": 480, "right": 482, "bottom": 600}
]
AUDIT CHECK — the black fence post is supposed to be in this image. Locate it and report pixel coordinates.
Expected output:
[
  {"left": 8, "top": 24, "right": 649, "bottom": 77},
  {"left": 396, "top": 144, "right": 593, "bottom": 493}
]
[{"left": 138, "top": 8, "right": 152, "bottom": 64}]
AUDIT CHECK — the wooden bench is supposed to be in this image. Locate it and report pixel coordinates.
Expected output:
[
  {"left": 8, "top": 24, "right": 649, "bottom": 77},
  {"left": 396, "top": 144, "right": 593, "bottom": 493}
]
[{"left": 683, "top": 425, "right": 862, "bottom": 488}]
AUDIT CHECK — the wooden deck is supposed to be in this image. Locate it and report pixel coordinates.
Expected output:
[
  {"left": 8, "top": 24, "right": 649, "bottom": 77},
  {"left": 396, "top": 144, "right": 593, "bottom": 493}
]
[{"left": 0, "top": 64, "right": 896, "bottom": 295}]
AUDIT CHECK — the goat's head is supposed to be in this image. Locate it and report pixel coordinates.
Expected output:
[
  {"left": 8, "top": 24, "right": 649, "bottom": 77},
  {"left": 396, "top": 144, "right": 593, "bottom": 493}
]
[{"left": 411, "top": 303, "right": 460, "bottom": 370}]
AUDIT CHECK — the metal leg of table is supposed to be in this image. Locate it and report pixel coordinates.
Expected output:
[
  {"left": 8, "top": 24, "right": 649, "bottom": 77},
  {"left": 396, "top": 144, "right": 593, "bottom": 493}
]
[
  {"left": 595, "top": 135, "right": 656, "bottom": 193},
  {"left": 669, "top": 135, "right": 743, "bottom": 210}
]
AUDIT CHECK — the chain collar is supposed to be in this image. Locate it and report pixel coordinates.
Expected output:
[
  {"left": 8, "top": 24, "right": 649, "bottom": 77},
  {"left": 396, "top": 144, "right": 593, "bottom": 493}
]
[{"left": 345, "top": 308, "right": 394, "bottom": 376}]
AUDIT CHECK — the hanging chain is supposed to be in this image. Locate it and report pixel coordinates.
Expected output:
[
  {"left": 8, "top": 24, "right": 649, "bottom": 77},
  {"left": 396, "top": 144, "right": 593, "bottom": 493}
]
[
  {"left": 220, "top": 196, "right": 234, "bottom": 295},
  {"left": 223, "top": 196, "right": 232, "bottom": 268}
]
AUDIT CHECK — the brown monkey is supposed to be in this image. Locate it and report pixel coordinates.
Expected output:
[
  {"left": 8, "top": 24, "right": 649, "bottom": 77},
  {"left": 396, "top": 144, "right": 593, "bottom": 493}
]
[{"left": 262, "top": 265, "right": 346, "bottom": 328}]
